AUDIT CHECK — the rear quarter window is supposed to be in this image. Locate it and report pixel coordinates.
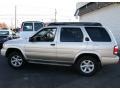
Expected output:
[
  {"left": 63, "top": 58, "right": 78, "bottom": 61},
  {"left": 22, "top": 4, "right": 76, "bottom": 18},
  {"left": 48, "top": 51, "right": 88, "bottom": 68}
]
[{"left": 85, "top": 27, "right": 111, "bottom": 42}]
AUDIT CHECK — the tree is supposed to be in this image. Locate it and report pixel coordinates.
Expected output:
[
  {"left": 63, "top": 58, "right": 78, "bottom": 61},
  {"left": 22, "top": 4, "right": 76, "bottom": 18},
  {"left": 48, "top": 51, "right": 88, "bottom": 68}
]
[{"left": 0, "top": 22, "right": 8, "bottom": 29}]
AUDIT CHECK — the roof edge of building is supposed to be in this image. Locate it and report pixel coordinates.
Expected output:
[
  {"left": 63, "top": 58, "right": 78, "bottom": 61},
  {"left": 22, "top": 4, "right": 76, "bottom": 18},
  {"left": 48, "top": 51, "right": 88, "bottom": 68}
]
[{"left": 75, "top": 2, "right": 119, "bottom": 16}]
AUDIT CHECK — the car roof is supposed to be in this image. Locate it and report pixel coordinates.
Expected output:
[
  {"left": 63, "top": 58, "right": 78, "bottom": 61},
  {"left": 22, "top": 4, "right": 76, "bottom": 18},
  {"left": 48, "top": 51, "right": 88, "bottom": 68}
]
[{"left": 22, "top": 21, "right": 44, "bottom": 23}]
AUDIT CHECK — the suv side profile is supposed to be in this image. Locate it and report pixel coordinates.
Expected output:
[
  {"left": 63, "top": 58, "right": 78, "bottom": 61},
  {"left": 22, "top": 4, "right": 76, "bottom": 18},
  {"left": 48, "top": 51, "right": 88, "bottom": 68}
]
[{"left": 1, "top": 22, "right": 119, "bottom": 76}]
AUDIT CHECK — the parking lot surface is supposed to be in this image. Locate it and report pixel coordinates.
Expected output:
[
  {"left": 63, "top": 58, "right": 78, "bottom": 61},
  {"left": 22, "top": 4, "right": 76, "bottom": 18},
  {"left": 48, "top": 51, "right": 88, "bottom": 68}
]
[{"left": 0, "top": 55, "right": 120, "bottom": 88}]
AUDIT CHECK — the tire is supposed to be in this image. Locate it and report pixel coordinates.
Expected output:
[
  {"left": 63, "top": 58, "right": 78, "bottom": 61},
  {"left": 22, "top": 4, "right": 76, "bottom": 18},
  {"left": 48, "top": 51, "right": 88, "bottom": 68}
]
[
  {"left": 7, "top": 52, "right": 26, "bottom": 69},
  {"left": 75, "top": 56, "right": 101, "bottom": 77}
]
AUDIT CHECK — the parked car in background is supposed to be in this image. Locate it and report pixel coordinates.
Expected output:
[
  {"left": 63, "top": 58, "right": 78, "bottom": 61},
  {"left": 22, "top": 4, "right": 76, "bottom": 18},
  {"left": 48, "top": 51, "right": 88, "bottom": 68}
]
[
  {"left": 0, "top": 29, "right": 15, "bottom": 49},
  {"left": 19, "top": 21, "right": 44, "bottom": 39},
  {"left": 1, "top": 22, "right": 119, "bottom": 76}
]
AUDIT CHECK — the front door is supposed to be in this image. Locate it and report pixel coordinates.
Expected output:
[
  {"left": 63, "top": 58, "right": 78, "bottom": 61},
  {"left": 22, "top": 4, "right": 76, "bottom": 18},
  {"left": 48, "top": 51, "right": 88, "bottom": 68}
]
[{"left": 25, "top": 27, "right": 57, "bottom": 61}]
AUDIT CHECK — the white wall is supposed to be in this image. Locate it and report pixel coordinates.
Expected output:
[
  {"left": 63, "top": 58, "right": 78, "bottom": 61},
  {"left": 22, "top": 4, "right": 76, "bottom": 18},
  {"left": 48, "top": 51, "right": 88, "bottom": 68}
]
[{"left": 79, "top": 4, "right": 120, "bottom": 47}]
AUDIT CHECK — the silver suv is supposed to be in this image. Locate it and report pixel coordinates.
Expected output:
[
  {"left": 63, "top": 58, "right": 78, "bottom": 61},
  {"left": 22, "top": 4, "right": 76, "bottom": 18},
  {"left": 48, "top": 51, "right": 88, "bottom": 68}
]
[{"left": 1, "top": 22, "right": 119, "bottom": 76}]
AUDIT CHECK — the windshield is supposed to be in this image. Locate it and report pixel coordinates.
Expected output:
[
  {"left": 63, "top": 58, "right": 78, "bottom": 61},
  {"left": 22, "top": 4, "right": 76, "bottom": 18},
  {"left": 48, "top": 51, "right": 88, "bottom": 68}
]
[{"left": 0, "top": 31, "right": 9, "bottom": 36}]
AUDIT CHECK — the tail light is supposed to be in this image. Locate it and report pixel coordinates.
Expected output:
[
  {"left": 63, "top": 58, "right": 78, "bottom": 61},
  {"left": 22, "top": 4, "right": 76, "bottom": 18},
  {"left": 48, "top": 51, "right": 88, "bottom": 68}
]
[{"left": 113, "top": 46, "right": 119, "bottom": 55}]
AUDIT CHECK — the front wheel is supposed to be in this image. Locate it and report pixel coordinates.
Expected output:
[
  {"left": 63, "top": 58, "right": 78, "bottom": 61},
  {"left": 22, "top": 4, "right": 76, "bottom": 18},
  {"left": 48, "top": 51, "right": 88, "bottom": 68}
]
[
  {"left": 7, "top": 52, "right": 25, "bottom": 69},
  {"left": 75, "top": 56, "right": 101, "bottom": 76}
]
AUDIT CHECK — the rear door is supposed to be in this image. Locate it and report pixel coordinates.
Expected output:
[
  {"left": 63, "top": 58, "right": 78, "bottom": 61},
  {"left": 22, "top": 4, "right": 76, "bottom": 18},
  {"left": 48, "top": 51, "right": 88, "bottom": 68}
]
[
  {"left": 85, "top": 27, "right": 113, "bottom": 57},
  {"left": 56, "top": 27, "right": 87, "bottom": 63}
]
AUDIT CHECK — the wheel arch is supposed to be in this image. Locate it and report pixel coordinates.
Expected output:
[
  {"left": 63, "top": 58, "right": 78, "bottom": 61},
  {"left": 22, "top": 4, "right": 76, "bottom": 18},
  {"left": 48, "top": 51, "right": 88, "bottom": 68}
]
[
  {"left": 74, "top": 53, "right": 102, "bottom": 66},
  {"left": 5, "top": 48, "right": 25, "bottom": 59}
]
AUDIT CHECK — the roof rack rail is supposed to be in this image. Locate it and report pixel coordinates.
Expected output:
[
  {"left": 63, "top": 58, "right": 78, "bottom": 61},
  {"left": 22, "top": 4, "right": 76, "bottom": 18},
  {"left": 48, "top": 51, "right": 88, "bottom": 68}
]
[{"left": 48, "top": 22, "right": 102, "bottom": 26}]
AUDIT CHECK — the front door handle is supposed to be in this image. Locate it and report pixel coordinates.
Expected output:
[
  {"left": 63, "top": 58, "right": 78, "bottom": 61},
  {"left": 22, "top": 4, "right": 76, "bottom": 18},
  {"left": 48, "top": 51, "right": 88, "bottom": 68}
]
[{"left": 50, "top": 44, "right": 55, "bottom": 46}]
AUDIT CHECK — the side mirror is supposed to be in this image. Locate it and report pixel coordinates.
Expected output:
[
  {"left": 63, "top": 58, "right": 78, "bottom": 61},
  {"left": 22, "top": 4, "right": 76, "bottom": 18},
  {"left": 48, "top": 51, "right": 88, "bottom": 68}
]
[{"left": 29, "top": 37, "right": 34, "bottom": 42}]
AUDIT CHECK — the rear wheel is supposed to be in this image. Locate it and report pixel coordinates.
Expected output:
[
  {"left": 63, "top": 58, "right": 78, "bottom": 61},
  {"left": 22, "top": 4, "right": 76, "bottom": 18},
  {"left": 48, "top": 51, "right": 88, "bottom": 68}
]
[
  {"left": 75, "top": 56, "right": 101, "bottom": 76},
  {"left": 7, "top": 52, "right": 25, "bottom": 69}
]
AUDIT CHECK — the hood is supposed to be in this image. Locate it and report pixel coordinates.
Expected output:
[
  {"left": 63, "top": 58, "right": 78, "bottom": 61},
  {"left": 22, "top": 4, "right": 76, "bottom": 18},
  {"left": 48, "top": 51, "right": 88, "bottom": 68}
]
[
  {"left": 19, "top": 32, "right": 35, "bottom": 39},
  {"left": 4, "top": 38, "right": 28, "bottom": 45}
]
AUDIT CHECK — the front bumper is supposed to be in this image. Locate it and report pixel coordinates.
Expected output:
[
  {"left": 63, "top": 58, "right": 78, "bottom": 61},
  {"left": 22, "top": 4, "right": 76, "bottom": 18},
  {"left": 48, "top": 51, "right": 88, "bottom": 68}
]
[
  {"left": 0, "top": 48, "right": 6, "bottom": 56},
  {"left": 0, "top": 43, "right": 3, "bottom": 49},
  {"left": 0, "top": 40, "right": 7, "bottom": 49}
]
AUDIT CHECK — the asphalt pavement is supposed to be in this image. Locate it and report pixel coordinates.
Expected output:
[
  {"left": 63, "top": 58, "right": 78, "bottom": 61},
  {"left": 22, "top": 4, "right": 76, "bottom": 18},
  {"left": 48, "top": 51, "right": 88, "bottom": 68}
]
[{"left": 0, "top": 55, "right": 120, "bottom": 88}]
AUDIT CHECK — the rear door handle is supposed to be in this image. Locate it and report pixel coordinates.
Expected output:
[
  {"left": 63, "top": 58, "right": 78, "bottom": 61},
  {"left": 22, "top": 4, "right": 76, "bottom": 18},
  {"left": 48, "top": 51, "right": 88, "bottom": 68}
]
[{"left": 50, "top": 44, "right": 55, "bottom": 46}]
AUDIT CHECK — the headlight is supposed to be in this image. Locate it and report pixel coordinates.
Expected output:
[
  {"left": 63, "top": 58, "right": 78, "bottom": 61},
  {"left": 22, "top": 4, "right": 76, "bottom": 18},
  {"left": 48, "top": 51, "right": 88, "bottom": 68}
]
[
  {"left": 1, "top": 43, "right": 4, "bottom": 49},
  {"left": 2, "top": 43, "right": 6, "bottom": 49}
]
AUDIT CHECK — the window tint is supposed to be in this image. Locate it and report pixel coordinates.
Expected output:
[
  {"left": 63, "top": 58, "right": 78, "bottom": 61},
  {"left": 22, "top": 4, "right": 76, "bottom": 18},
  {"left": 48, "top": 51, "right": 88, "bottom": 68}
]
[
  {"left": 23, "top": 23, "right": 33, "bottom": 31},
  {"left": 60, "top": 28, "right": 83, "bottom": 42},
  {"left": 34, "top": 23, "right": 44, "bottom": 31},
  {"left": 34, "top": 28, "right": 56, "bottom": 42},
  {"left": 85, "top": 27, "right": 111, "bottom": 42}
]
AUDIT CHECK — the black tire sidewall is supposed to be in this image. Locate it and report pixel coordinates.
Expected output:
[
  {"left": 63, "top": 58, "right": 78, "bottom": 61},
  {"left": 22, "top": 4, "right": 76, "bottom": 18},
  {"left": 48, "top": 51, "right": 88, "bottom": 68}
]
[
  {"left": 7, "top": 52, "right": 25, "bottom": 69},
  {"left": 75, "top": 56, "right": 99, "bottom": 76}
]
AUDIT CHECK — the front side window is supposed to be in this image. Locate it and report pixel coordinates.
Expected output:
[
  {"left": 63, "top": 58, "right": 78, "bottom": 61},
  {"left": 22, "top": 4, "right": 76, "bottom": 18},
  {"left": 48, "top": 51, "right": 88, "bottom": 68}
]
[
  {"left": 23, "top": 23, "right": 33, "bottom": 31},
  {"left": 33, "top": 28, "right": 56, "bottom": 42},
  {"left": 85, "top": 27, "right": 111, "bottom": 42},
  {"left": 34, "top": 23, "right": 44, "bottom": 31},
  {"left": 60, "top": 27, "right": 83, "bottom": 42}
]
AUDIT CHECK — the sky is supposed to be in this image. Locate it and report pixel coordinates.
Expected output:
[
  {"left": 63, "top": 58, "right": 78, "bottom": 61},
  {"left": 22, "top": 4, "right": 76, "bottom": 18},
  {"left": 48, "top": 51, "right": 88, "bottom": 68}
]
[
  {"left": 0, "top": 0, "right": 119, "bottom": 28},
  {"left": 0, "top": 0, "right": 81, "bottom": 27}
]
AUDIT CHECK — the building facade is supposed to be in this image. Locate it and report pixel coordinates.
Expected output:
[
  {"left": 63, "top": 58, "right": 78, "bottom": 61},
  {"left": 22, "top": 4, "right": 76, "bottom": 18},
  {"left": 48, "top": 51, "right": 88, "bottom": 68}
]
[{"left": 75, "top": 2, "right": 120, "bottom": 47}]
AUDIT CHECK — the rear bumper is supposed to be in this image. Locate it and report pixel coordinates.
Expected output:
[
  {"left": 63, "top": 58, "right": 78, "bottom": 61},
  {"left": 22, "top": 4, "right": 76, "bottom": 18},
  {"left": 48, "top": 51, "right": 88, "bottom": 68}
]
[{"left": 101, "top": 56, "right": 119, "bottom": 65}]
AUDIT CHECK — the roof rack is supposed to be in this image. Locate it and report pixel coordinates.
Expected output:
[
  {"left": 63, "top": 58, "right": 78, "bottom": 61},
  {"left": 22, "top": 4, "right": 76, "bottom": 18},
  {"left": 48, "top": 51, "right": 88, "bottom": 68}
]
[{"left": 48, "top": 22, "right": 102, "bottom": 26}]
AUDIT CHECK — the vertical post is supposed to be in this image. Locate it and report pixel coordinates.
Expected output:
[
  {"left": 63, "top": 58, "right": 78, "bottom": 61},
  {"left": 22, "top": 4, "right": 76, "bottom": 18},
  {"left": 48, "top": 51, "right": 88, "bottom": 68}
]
[
  {"left": 15, "top": 5, "right": 17, "bottom": 29},
  {"left": 55, "top": 9, "right": 57, "bottom": 22},
  {"left": 11, "top": 18, "right": 13, "bottom": 29}
]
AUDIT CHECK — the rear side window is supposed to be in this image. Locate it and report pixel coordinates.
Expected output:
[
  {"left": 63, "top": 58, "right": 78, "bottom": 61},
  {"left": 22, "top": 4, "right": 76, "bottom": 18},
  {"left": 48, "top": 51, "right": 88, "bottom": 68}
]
[
  {"left": 85, "top": 27, "right": 111, "bottom": 42},
  {"left": 34, "top": 23, "right": 44, "bottom": 31},
  {"left": 60, "top": 27, "right": 83, "bottom": 42}
]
